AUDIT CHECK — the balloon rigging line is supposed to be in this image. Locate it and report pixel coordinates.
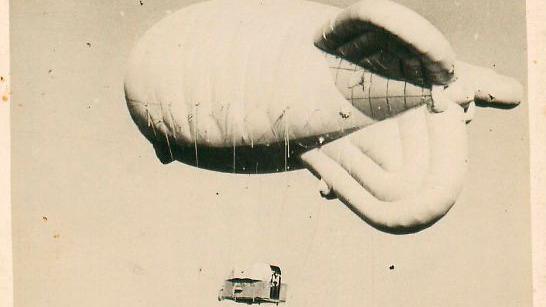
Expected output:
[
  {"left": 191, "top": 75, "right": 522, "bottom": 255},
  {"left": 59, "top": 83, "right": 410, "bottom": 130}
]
[
  {"left": 385, "top": 79, "right": 392, "bottom": 115},
  {"left": 368, "top": 73, "right": 374, "bottom": 118},
  {"left": 192, "top": 102, "right": 199, "bottom": 167},
  {"left": 159, "top": 101, "right": 174, "bottom": 160}
]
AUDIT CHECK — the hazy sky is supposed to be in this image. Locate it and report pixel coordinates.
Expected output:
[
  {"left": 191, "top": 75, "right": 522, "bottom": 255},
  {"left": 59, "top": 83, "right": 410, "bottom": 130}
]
[{"left": 11, "top": 0, "right": 530, "bottom": 306}]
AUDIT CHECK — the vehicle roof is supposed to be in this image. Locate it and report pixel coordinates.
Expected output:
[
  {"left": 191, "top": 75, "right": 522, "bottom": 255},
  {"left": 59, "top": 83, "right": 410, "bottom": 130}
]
[{"left": 227, "top": 263, "right": 280, "bottom": 281}]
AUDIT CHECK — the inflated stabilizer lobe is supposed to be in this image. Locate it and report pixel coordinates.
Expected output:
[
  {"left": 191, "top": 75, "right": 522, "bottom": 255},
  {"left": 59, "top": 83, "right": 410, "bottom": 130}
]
[
  {"left": 315, "top": 0, "right": 456, "bottom": 87},
  {"left": 454, "top": 61, "right": 523, "bottom": 108},
  {"left": 301, "top": 102, "right": 468, "bottom": 234}
]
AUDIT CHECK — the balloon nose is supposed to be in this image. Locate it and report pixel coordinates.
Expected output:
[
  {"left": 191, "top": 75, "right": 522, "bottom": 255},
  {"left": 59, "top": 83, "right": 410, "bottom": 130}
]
[{"left": 473, "top": 74, "right": 524, "bottom": 109}]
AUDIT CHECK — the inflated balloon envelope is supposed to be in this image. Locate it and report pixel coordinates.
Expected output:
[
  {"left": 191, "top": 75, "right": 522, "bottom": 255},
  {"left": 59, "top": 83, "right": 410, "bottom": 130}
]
[{"left": 124, "top": 0, "right": 524, "bottom": 234}]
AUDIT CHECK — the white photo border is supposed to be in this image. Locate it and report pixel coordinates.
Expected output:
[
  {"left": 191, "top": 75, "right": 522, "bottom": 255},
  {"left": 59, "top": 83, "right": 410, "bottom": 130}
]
[{"left": 0, "top": 0, "right": 544, "bottom": 306}]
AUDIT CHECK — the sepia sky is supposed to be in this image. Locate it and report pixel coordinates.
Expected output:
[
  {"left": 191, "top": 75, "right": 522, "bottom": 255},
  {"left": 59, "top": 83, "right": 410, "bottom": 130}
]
[{"left": 10, "top": 0, "right": 530, "bottom": 306}]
